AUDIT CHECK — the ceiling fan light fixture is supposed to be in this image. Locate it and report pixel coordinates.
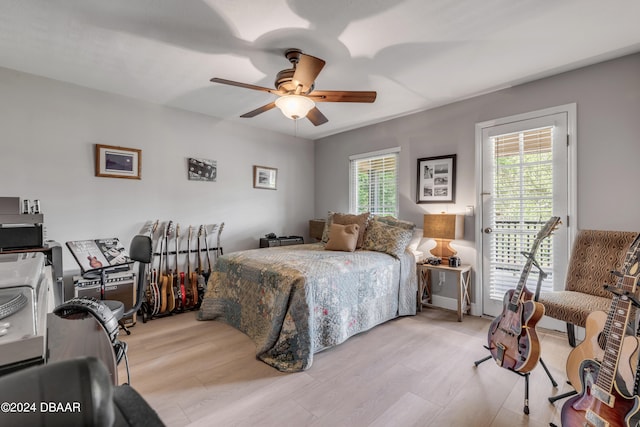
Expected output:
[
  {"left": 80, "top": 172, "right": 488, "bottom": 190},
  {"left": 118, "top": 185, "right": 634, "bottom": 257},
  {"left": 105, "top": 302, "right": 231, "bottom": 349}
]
[{"left": 275, "top": 95, "right": 315, "bottom": 120}]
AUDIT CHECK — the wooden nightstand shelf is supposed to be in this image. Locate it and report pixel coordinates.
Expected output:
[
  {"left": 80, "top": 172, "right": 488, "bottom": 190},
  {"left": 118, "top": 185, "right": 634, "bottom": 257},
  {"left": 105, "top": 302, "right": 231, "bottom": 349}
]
[{"left": 417, "top": 263, "right": 472, "bottom": 321}]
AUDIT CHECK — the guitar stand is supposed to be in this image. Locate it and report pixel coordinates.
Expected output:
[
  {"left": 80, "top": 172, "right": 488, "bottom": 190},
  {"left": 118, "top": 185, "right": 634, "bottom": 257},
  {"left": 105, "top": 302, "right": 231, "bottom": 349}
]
[{"left": 474, "top": 252, "right": 557, "bottom": 415}]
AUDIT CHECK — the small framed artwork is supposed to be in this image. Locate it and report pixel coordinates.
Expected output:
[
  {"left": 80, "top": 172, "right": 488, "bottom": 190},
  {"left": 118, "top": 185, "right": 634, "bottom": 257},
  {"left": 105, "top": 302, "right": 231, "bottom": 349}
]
[
  {"left": 188, "top": 157, "right": 217, "bottom": 182},
  {"left": 95, "top": 144, "right": 141, "bottom": 179},
  {"left": 253, "top": 165, "right": 277, "bottom": 190},
  {"left": 416, "top": 154, "right": 456, "bottom": 203}
]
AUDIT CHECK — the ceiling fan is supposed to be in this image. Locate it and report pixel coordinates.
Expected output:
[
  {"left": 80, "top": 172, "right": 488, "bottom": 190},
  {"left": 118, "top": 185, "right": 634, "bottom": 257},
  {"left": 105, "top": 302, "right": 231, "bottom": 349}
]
[{"left": 210, "top": 48, "right": 377, "bottom": 126}]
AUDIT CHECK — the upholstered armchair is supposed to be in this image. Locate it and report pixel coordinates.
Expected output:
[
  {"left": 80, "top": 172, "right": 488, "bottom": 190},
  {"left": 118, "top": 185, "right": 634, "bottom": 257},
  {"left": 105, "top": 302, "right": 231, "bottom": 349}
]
[{"left": 537, "top": 229, "right": 638, "bottom": 347}]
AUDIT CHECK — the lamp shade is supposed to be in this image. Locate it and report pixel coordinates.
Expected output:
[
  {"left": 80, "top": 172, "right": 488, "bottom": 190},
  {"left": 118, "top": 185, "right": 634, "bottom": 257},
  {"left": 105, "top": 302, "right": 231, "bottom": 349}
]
[
  {"left": 423, "top": 214, "right": 464, "bottom": 239},
  {"left": 275, "top": 95, "right": 315, "bottom": 120},
  {"left": 423, "top": 214, "right": 464, "bottom": 264}
]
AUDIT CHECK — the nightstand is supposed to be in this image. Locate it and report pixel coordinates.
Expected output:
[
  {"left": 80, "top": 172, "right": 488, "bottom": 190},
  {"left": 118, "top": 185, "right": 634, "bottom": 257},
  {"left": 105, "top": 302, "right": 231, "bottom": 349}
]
[{"left": 417, "top": 263, "right": 472, "bottom": 321}]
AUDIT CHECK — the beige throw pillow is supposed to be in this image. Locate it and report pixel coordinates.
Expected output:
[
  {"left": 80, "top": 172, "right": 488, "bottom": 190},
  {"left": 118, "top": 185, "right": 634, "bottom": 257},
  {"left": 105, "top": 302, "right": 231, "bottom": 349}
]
[
  {"left": 325, "top": 223, "right": 360, "bottom": 252},
  {"left": 332, "top": 212, "right": 370, "bottom": 248}
]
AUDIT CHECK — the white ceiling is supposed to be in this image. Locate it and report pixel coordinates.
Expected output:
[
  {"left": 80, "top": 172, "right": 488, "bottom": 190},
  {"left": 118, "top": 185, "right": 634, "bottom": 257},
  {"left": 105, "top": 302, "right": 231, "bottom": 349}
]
[{"left": 1, "top": 0, "right": 639, "bottom": 140}]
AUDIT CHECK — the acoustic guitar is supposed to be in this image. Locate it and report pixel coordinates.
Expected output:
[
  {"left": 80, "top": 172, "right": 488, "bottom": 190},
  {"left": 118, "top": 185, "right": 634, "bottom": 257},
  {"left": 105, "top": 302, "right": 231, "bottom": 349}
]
[
  {"left": 561, "top": 235, "right": 640, "bottom": 427},
  {"left": 565, "top": 305, "right": 639, "bottom": 394},
  {"left": 487, "top": 216, "right": 561, "bottom": 373}
]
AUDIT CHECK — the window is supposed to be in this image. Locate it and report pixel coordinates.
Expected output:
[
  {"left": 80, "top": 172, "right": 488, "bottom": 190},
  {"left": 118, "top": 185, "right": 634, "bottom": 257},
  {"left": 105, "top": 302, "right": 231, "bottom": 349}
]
[{"left": 349, "top": 148, "right": 399, "bottom": 217}]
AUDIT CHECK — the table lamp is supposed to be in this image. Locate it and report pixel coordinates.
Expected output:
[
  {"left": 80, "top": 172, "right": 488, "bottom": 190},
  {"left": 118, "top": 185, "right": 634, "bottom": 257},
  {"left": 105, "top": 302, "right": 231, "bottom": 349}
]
[{"left": 423, "top": 214, "right": 464, "bottom": 265}]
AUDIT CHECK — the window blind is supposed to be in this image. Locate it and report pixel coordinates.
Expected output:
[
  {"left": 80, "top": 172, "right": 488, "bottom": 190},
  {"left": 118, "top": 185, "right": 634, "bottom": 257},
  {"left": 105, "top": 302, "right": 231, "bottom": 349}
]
[
  {"left": 489, "top": 126, "right": 555, "bottom": 300},
  {"left": 349, "top": 150, "right": 399, "bottom": 216}
]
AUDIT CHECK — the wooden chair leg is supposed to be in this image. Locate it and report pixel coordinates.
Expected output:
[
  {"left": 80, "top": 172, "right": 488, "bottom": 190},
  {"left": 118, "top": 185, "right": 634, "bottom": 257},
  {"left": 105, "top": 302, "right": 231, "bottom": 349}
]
[{"left": 566, "top": 323, "right": 576, "bottom": 347}]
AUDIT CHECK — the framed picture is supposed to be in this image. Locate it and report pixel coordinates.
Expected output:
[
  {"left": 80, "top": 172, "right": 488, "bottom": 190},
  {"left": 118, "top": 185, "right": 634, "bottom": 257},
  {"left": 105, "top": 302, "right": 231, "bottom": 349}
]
[
  {"left": 416, "top": 154, "right": 456, "bottom": 203},
  {"left": 253, "top": 165, "right": 277, "bottom": 190},
  {"left": 188, "top": 157, "right": 217, "bottom": 182},
  {"left": 95, "top": 144, "right": 141, "bottom": 179}
]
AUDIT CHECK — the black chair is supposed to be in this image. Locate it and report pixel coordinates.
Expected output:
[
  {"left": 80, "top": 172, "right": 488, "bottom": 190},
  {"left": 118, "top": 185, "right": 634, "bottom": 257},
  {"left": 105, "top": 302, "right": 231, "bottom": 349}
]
[
  {"left": 0, "top": 356, "right": 164, "bottom": 427},
  {"left": 120, "top": 234, "right": 153, "bottom": 332},
  {"left": 55, "top": 235, "right": 152, "bottom": 372}
]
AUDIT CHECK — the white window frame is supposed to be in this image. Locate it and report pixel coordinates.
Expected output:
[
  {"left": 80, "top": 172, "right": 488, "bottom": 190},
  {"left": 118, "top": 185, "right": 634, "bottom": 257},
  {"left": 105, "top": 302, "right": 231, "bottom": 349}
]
[{"left": 349, "top": 147, "right": 400, "bottom": 217}]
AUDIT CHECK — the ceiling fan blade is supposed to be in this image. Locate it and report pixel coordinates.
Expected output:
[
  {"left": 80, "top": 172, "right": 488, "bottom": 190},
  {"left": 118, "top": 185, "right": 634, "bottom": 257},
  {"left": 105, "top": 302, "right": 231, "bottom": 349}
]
[
  {"left": 210, "top": 78, "right": 281, "bottom": 95},
  {"left": 306, "top": 107, "right": 328, "bottom": 126},
  {"left": 292, "top": 54, "right": 326, "bottom": 91},
  {"left": 240, "top": 102, "right": 277, "bottom": 118},
  {"left": 307, "top": 90, "right": 377, "bottom": 103}
]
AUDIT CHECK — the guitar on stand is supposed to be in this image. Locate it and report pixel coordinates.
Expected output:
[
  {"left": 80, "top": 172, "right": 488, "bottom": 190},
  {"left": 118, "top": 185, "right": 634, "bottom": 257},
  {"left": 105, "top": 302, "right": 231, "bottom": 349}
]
[
  {"left": 158, "top": 222, "right": 170, "bottom": 314},
  {"left": 204, "top": 224, "right": 215, "bottom": 282},
  {"left": 196, "top": 225, "right": 207, "bottom": 308},
  {"left": 187, "top": 226, "right": 198, "bottom": 308},
  {"left": 173, "top": 224, "right": 186, "bottom": 312},
  {"left": 164, "top": 221, "right": 176, "bottom": 313},
  {"left": 216, "top": 222, "right": 225, "bottom": 258},
  {"left": 487, "top": 216, "right": 560, "bottom": 373},
  {"left": 477, "top": 216, "right": 561, "bottom": 415},
  {"left": 561, "top": 234, "right": 640, "bottom": 427}
]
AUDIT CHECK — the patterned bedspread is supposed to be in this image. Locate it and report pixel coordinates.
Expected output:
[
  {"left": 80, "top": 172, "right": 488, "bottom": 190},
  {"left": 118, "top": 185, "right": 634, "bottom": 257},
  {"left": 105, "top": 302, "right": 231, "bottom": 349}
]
[{"left": 197, "top": 243, "right": 417, "bottom": 372}]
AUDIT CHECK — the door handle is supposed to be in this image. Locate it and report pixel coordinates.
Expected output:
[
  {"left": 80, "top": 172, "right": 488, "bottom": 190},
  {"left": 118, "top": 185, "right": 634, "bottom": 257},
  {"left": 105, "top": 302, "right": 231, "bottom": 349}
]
[{"left": 484, "top": 227, "right": 493, "bottom": 234}]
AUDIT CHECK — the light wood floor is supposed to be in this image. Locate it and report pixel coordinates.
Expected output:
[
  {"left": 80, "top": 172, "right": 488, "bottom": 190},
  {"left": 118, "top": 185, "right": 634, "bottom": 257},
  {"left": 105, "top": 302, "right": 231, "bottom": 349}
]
[{"left": 118, "top": 309, "right": 574, "bottom": 427}]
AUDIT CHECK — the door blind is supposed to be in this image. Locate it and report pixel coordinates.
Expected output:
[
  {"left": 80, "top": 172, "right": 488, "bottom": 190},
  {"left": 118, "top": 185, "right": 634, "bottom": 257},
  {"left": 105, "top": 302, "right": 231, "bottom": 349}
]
[{"left": 489, "top": 126, "right": 555, "bottom": 300}]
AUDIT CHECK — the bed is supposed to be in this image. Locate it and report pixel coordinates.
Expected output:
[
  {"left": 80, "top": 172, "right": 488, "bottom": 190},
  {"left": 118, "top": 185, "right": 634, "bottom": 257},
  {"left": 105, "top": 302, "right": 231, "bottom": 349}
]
[{"left": 197, "top": 215, "right": 418, "bottom": 372}]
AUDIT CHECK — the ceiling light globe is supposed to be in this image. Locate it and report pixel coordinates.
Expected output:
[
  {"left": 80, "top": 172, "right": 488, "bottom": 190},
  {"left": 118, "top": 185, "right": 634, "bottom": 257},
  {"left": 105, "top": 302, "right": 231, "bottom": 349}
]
[{"left": 275, "top": 95, "right": 315, "bottom": 120}]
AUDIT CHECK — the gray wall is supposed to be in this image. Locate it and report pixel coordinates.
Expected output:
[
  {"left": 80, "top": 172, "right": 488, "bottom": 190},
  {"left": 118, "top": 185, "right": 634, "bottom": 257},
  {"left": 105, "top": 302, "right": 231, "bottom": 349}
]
[
  {"left": 314, "top": 52, "right": 640, "bottom": 304},
  {"left": 0, "top": 67, "right": 315, "bottom": 277}
]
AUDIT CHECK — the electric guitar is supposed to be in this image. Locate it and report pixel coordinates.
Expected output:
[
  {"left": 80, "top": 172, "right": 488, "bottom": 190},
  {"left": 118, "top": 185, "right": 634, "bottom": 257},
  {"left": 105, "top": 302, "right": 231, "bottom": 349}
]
[
  {"left": 174, "top": 224, "right": 186, "bottom": 312},
  {"left": 204, "top": 224, "right": 215, "bottom": 281},
  {"left": 164, "top": 221, "right": 176, "bottom": 313},
  {"left": 143, "top": 219, "right": 161, "bottom": 317},
  {"left": 561, "top": 235, "right": 640, "bottom": 427},
  {"left": 186, "top": 225, "right": 198, "bottom": 309},
  {"left": 158, "top": 221, "right": 170, "bottom": 314},
  {"left": 196, "top": 225, "right": 207, "bottom": 308},
  {"left": 216, "top": 222, "right": 225, "bottom": 257},
  {"left": 487, "top": 216, "right": 561, "bottom": 373}
]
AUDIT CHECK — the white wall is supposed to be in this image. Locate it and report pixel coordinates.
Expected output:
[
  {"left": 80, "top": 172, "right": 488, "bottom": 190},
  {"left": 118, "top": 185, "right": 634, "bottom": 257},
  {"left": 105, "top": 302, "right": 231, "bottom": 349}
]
[
  {"left": 314, "top": 52, "right": 640, "bottom": 306},
  {"left": 0, "top": 67, "right": 315, "bottom": 280}
]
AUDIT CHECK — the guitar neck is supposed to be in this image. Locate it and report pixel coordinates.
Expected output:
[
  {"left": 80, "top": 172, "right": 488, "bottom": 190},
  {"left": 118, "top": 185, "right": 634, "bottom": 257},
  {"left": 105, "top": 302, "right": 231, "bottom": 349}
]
[
  {"left": 593, "top": 235, "right": 640, "bottom": 401},
  {"left": 509, "top": 236, "right": 543, "bottom": 307},
  {"left": 594, "top": 275, "right": 638, "bottom": 400}
]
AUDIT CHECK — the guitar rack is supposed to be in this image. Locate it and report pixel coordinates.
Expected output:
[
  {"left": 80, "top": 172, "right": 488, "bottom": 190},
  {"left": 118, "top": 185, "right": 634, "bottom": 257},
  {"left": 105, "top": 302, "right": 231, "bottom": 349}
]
[
  {"left": 137, "top": 221, "right": 225, "bottom": 322},
  {"left": 474, "top": 250, "right": 558, "bottom": 415}
]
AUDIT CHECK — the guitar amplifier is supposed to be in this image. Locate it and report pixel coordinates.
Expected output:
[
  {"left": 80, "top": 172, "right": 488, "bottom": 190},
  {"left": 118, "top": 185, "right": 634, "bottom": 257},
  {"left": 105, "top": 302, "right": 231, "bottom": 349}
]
[
  {"left": 259, "top": 236, "right": 304, "bottom": 248},
  {"left": 73, "top": 272, "right": 136, "bottom": 326}
]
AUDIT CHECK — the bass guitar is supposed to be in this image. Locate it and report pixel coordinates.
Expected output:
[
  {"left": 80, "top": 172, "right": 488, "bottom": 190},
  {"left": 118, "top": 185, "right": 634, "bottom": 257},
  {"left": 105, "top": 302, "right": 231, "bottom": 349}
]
[
  {"left": 158, "top": 221, "right": 170, "bottom": 314},
  {"left": 186, "top": 225, "right": 198, "bottom": 309},
  {"left": 164, "top": 221, "right": 176, "bottom": 313},
  {"left": 561, "top": 234, "right": 640, "bottom": 427},
  {"left": 174, "top": 224, "right": 186, "bottom": 312},
  {"left": 144, "top": 220, "right": 161, "bottom": 317},
  {"left": 487, "top": 216, "right": 561, "bottom": 373}
]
